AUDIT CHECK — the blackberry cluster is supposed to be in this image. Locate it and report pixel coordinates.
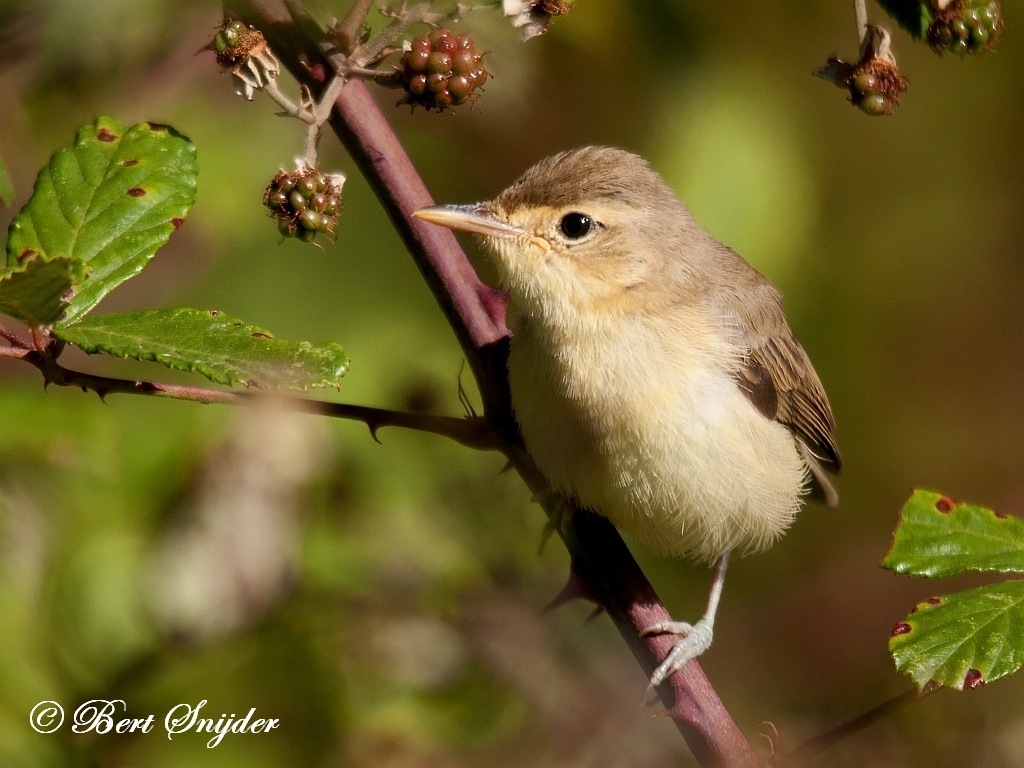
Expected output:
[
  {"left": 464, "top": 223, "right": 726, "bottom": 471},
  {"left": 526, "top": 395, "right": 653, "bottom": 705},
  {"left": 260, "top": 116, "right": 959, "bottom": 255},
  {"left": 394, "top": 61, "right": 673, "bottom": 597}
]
[
  {"left": 264, "top": 169, "right": 342, "bottom": 242},
  {"left": 927, "top": 0, "right": 1002, "bottom": 55},
  {"left": 847, "top": 60, "right": 908, "bottom": 116},
  {"left": 396, "top": 29, "right": 489, "bottom": 112}
]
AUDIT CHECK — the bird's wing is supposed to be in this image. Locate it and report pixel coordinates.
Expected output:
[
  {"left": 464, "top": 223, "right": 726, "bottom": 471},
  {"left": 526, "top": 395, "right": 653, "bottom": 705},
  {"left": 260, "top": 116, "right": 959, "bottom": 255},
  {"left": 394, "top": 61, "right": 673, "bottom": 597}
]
[{"left": 720, "top": 278, "right": 842, "bottom": 506}]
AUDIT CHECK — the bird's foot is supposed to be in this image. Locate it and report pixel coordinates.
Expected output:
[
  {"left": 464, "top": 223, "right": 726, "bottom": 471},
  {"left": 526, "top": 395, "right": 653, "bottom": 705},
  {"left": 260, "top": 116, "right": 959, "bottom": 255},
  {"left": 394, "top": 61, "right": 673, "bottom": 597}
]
[{"left": 641, "top": 616, "right": 715, "bottom": 690}]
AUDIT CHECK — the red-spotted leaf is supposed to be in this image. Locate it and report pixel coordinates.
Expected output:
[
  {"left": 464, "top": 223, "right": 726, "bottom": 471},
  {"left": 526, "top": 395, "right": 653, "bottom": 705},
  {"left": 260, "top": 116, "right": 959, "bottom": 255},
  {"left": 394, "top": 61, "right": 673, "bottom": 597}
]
[
  {"left": 889, "top": 580, "right": 1024, "bottom": 691},
  {"left": 0, "top": 255, "right": 86, "bottom": 327},
  {"left": 54, "top": 308, "right": 348, "bottom": 390},
  {"left": 885, "top": 490, "right": 1024, "bottom": 691},
  {"left": 6, "top": 117, "right": 197, "bottom": 325},
  {"left": 883, "top": 489, "right": 1024, "bottom": 578}
]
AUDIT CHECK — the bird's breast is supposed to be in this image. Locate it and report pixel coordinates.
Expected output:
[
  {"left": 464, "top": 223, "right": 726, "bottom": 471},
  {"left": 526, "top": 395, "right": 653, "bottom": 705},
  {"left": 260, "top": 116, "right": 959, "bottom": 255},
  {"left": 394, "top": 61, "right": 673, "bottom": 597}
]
[{"left": 507, "top": 305, "right": 808, "bottom": 562}]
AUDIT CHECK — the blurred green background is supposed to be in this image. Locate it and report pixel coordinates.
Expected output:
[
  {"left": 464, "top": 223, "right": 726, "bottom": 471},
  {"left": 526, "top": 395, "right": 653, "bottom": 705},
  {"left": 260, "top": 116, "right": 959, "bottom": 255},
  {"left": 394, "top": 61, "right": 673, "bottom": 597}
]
[{"left": 0, "top": 1, "right": 1021, "bottom": 765}]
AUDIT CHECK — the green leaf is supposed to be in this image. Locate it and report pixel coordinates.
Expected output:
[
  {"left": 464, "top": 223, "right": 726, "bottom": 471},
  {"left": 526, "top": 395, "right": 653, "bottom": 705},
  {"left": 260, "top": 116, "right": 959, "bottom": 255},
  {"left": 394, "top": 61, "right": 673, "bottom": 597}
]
[
  {"left": 6, "top": 117, "right": 197, "bottom": 325},
  {"left": 889, "top": 580, "right": 1024, "bottom": 691},
  {"left": 54, "top": 308, "right": 348, "bottom": 390},
  {"left": 0, "top": 155, "right": 13, "bottom": 208},
  {"left": 883, "top": 489, "right": 1024, "bottom": 578},
  {"left": 875, "top": 0, "right": 933, "bottom": 39},
  {"left": 0, "top": 255, "right": 86, "bottom": 327}
]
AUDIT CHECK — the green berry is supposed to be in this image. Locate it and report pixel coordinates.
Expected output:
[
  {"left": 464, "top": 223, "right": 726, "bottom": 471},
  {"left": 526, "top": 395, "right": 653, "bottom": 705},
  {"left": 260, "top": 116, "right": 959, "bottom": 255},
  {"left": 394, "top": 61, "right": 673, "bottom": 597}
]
[
  {"left": 215, "top": 21, "right": 244, "bottom": 53},
  {"left": 427, "top": 51, "right": 452, "bottom": 74},
  {"left": 927, "top": 0, "right": 1003, "bottom": 56},
  {"left": 289, "top": 190, "right": 308, "bottom": 211},
  {"left": 852, "top": 71, "right": 880, "bottom": 95},
  {"left": 857, "top": 92, "right": 890, "bottom": 116},
  {"left": 212, "top": 19, "right": 266, "bottom": 66},
  {"left": 299, "top": 209, "right": 322, "bottom": 230},
  {"left": 845, "top": 57, "right": 907, "bottom": 117}
]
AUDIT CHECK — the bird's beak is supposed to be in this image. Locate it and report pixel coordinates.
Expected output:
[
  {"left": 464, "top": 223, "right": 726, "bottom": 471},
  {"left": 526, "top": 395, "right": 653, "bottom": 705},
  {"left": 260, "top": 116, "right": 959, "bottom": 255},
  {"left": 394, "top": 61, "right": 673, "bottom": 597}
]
[{"left": 413, "top": 204, "right": 550, "bottom": 251}]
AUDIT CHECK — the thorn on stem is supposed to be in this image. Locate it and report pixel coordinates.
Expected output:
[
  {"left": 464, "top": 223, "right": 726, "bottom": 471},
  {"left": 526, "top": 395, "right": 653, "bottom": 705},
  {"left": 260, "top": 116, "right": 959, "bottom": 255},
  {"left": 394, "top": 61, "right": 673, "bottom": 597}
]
[{"left": 543, "top": 564, "right": 598, "bottom": 612}]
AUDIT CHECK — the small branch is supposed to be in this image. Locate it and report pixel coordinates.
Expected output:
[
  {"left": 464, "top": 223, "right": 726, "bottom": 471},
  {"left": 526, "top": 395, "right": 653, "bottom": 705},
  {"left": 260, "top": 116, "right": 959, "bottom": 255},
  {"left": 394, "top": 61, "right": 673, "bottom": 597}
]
[
  {"left": 782, "top": 689, "right": 921, "bottom": 766},
  {"left": 303, "top": 73, "right": 349, "bottom": 165},
  {"left": 0, "top": 345, "right": 30, "bottom": 360},
  {"left": 333, "top": 0, "right": 375, "bottom": 54},
  {"left": 18, "top": 349, "right": 503, "bottom": 451},
  {"left": 854, "top": 0, "right": 868, "bottom": 46},
  {"left": 349, "top": 2, "right": 439, "bottom": 69},
  {"left": 0, "top": 321, "right": 31, "bottom": 348},
  {"left": 262, "top": 79, "right": 303, "bottom": 116}
]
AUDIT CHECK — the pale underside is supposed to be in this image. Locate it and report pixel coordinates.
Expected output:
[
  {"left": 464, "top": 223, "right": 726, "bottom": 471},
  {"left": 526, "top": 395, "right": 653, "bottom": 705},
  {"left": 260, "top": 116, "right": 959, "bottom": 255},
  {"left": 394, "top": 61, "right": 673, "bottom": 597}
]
[{"left": 508, "top": 300, "right": 809, "bottom": 564}]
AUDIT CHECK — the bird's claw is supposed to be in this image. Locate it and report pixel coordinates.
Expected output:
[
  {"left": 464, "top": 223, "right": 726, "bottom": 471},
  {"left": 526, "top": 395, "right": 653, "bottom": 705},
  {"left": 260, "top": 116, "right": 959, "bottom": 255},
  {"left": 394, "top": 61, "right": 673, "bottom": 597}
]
[{"left": 643, "top": 617, "right": 715, "bottom": 690}]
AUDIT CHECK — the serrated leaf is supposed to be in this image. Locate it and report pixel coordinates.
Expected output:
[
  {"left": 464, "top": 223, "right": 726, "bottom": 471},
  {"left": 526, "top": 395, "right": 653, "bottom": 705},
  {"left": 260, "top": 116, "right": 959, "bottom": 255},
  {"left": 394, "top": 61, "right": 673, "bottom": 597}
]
[
  {"left": 0, "top": 255, "right": 86, "bottom": 326},
  {"left": 883, "top": 490, "right": 1024, "bottom": 578},
  {"left": 889, "top": 580, "right": 1024, "bottom": 691},
  {"left": 6, "top": 117, "right": 197, "bottom": 325},
  {"left": 875, "top": 0, "right": 933, "bottom": 39},
  {"left": 54, "top": 308, "right": 348, "bottom": 390}
]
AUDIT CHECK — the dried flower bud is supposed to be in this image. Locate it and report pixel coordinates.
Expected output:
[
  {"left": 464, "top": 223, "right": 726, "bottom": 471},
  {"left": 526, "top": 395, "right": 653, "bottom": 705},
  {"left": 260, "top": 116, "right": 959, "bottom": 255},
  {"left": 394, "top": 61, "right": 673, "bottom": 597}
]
[
  {"left": 209, "top": 18, "right": 281, "bottom": 101},
  {"left": 816, "top": 25, "right": 908, "bottom": 116},
  {"left": 502, "top": 0, "right": 575, "bottom": 41}
]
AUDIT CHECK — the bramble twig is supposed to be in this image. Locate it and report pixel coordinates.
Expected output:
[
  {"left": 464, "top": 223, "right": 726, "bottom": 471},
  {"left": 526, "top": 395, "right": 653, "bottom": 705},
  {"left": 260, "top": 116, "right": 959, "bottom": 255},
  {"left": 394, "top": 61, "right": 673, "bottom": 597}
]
[{"left": 8, "top": 333, "right": 502, "bottom": 451}]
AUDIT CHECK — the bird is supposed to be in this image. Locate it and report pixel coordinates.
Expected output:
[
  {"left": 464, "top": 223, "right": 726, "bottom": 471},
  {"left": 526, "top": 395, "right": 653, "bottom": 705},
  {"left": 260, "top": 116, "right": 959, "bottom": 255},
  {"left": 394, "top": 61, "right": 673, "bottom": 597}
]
[{"left": 413, "top": 146, "right": 840, "bottom": 687}]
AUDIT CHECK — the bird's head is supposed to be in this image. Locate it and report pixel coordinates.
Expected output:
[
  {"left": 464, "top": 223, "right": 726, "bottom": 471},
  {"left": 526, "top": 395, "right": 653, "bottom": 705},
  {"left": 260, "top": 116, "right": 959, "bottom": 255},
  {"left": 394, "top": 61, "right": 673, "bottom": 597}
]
[{"left": 414, "top": 147, "right": 703, "bottom": 313}]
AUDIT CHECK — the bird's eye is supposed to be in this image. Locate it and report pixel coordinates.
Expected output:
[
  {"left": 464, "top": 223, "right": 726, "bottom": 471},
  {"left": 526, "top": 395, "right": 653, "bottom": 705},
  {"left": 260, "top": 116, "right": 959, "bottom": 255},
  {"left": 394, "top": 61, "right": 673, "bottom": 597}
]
[{"left": 559, "top": 212, "right": 592, "bottom": 239}]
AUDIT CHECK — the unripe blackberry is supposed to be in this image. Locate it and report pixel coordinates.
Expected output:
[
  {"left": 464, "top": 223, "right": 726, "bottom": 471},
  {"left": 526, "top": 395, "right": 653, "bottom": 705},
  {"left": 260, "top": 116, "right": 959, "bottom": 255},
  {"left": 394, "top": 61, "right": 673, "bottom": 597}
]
[
  {"left": 213, "top": 19, "right": 266, "bottom": 67},
  {"left": 927, "top": 0, "right": 1002, "bottom": 56},
  {"left": 395, "top": 29, "right": 489, "bottom": 112},
  {"left": 208, "top": 17, "right": 280, "bottom": 100},
  {"left": 264, "top": 167, "right": 343, "bottom": 243},
  {"left": 847, "top": 57, "right": 908, "bottom": 116}
]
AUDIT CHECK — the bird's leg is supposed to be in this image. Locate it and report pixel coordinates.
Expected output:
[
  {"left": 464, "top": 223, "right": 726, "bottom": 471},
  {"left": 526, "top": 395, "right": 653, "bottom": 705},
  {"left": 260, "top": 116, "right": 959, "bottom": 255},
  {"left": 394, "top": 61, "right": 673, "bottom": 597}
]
[{"left": 641, "top": 552, "right": 731, "bottom": 689}]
